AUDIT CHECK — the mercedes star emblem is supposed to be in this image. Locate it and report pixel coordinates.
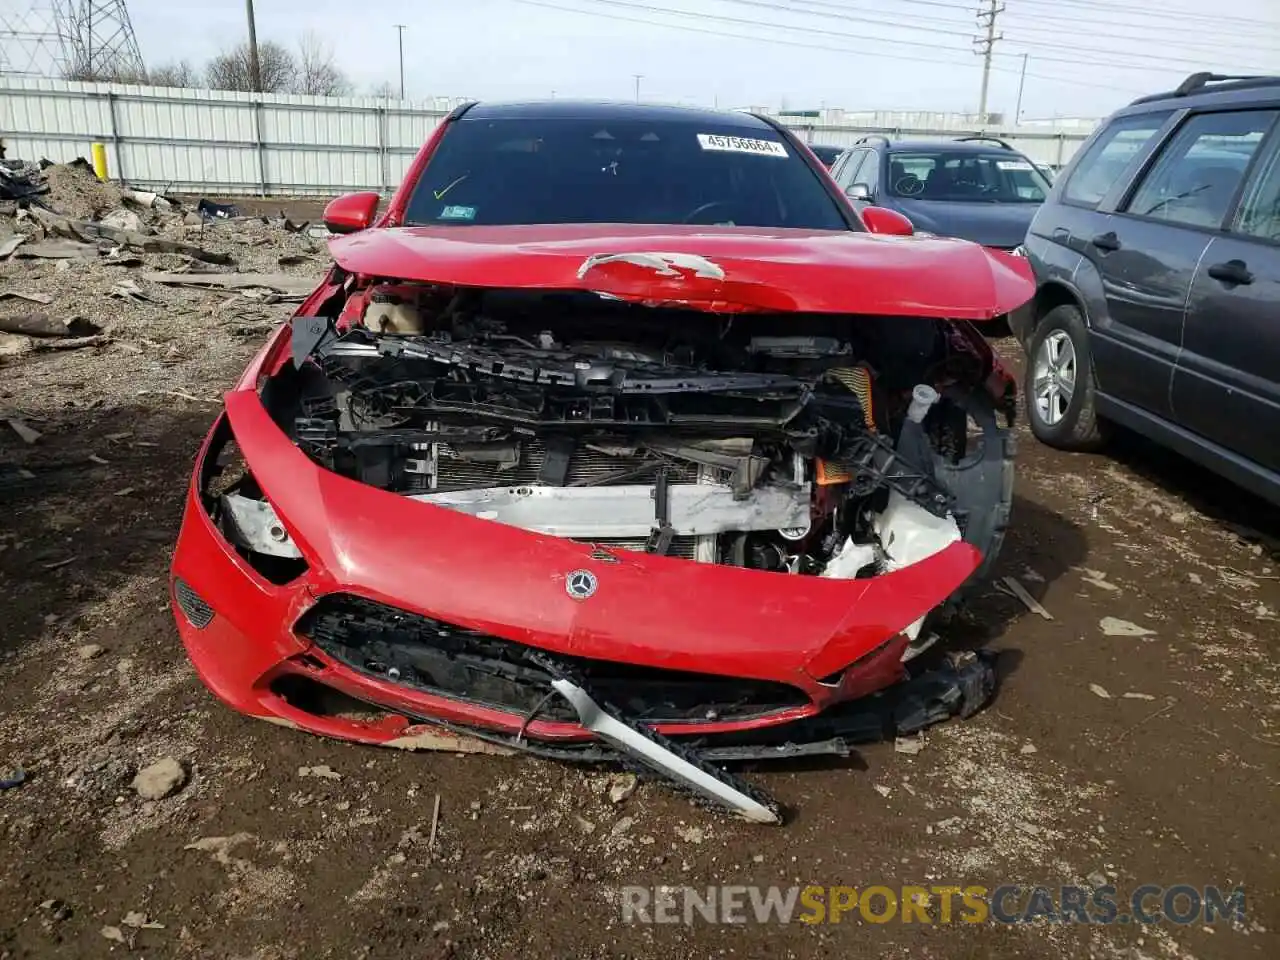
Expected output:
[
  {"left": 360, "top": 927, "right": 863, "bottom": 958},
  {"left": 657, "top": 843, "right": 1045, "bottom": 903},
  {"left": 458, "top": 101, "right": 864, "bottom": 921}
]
[{"left": 565, "top": 569, "right": 598, "bottom": 601}]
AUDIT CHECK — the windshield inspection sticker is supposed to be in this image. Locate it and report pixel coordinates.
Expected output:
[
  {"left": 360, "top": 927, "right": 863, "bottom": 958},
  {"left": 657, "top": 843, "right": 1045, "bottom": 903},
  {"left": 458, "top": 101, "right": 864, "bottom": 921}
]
[
  {"left": 439, "top": 205, "right": 476, "bottom": 220},
  {"left": 697, "top": 134, "right": 788, "bottom": 158},
  {"left": 996, "top": 160, "right": 1034, "bottom": 171}
]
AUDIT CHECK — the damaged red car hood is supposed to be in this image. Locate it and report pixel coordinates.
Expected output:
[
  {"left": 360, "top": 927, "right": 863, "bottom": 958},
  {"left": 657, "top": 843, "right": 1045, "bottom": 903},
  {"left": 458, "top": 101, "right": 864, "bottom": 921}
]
[{"left": 329, "top": 224, "right": 1033, "bottom": 320}]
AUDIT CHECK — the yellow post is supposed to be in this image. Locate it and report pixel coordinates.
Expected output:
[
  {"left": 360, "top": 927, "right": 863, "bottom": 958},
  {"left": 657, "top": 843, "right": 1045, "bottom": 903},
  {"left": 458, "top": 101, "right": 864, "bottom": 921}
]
[{"left": 91, "top": 142, "right": 109, "bottom": 181}]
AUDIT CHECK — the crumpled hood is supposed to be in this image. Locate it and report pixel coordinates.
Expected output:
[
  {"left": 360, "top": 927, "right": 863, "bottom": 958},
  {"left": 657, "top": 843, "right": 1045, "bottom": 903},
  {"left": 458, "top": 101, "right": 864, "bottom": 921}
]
[
  {"left": 329, "top": 223, "right": 1034, "bottom": 320},
  {"left": 890, "top": 199, "right": 1038, "bottom": 249}
]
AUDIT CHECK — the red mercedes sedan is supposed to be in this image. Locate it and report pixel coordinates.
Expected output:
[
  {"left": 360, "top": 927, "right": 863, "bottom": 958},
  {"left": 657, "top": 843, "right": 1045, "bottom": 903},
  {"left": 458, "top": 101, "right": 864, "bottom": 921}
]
[{"left": 170, "top": 100, "right": 1031, "bottom": 822}]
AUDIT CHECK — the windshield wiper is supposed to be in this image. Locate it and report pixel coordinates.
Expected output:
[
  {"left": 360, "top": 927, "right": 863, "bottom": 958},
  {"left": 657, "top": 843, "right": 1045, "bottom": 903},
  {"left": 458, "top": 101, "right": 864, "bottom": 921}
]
[{"left": 1140, "top": 184, "right": 1209, "bottom": 217}]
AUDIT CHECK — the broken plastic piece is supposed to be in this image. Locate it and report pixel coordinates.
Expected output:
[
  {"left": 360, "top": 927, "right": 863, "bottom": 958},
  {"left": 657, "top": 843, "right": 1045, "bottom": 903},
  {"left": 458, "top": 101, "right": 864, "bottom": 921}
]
[{"left": 549, "top": 675, "right": 781, "bottom": 824}]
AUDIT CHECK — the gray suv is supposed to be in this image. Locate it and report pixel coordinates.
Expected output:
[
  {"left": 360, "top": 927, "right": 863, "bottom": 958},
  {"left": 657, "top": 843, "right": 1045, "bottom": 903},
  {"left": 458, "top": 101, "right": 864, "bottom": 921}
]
[{"left": 1010, "top": 73, "right": 1280, "bottom": 506}]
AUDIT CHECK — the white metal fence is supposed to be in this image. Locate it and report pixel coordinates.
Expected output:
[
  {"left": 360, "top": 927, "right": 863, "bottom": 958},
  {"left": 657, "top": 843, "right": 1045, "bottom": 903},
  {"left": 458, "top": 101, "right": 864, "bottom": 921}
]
[{"left": 0, "top": 77, "right": 1097, "bottom": 197}]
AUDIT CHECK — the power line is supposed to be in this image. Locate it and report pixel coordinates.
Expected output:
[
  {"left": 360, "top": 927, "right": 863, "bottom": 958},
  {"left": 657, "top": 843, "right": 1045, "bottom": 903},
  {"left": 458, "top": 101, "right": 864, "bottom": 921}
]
[
  {"left": 1000, "top": 15, "right": 1280, "bottom": 60},
  {"left": 1011, "top": 0, "right": 1280, "bottom": 30},
  {"left": 512, "top": 0, "right": 1151, "bottom": 96},
  {"left": 563, "top": 0, "right": 1274, "bottom": 75},
  {"left": 791, "top": 0, "right": 1280, "bottom": 49}
]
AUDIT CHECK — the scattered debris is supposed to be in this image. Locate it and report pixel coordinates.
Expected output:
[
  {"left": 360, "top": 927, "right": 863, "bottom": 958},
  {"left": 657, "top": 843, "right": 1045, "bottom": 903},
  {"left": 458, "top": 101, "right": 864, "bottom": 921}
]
[
  {"left": 142, "top": 271, "right": 319, "bottom": 295},
  {"left": 121, "top": 910, "right": 164, "bottom": 930},
  {"left": 1019, "top": 742, "right": 1038, "bottom": 755},
  {"left": 1100, "top": 617, "right": 1155, "bottom": 638},
  {"left": 612, "top": 816, "right": 637, "bottom": 837},
  {"left": 0, "top": 233, "right": 26, "bottom": 259},
  {"left": 6, "top": 418, "right": 41, "bottom": 443},
  {"left": 674, "top": 823, "right": 704, "bottom": 843},
  {"left": 1081, "top": 568, "right": 1121, "bottom": 592},
  {"left": 1122, "top": 692, "right": 1156, "bottom": 701},
  {"left": 101, "top": 208, "right": 146, "bottom": 234},
  {"left": 15, "top": 239, "right": 99, "bottom": 260},
  {"left": 40, "top": 899, "right": 72, "bottom": 922},
  {"left": 109, "top": 279, "right": 156, "bottom": 303},
  {"left": 101, "top": 926, "right": 127, "bottom": 944},
  {"left": 1188, "top": 572, "right": 1203, "bottom": 585},
  {"left": 297, "top": 764, "right": 342, "bottom": 780},
  {"left": 999, "top": 576, "right": 1053, "bottom": 620},
  {"left": 873, "top": 784, "right": 893, "bottom": 798},
  {"left": 0, "top": 288, "right": 53, "bottom": 305},
  {"left": 30, "top": 334, "right": 109, "bottom": 352},
  {"left": 184, "top": 833, "right": 254, "bottom": 862},
  {"left": 0, "top": 767, "right": 25, "bottom": 790},
  {"left": 131, "top": 757, "right": 188, "bottom": 800},
  {"left": 41, "top": 556, "right": 76, "bottom": 570},
  {"left": 608, "top": 772, "right": 638, "bottom": 803},
  {"left": 76, "top": 643, "right": 106, "bottom": 660},
  {"left": 1089, "top": 683, "right": 1112, "bottom": 699},
  {"left": 894, "top": 735, "right": 924, "bottom": 755},
  {"left": 197, "top": 198, "right": 238, "bottom": 220},
  {"left": 0, "top": 313, "right": 100, "bottom": 337}
]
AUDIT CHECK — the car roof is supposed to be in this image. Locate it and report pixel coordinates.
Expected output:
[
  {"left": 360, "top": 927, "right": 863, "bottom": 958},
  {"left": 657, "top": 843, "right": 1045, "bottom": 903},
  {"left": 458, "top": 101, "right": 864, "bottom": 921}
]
[
  {"left": 887, "top": 140, "right": 1020, "bottom": 154},
  {"left": 460, "top": 99, "right": 777, "bottom": 131},
  {"left": 1121, "top": 72, "right": 1280, "bottom": 114},
  {"left": 838, "top": 138, "right": 1024, "bottom": 157}
]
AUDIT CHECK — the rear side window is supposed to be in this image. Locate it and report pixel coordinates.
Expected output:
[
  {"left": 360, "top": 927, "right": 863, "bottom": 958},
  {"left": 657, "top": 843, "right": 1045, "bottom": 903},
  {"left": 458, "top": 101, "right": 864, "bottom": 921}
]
[
  {"left": 1233, "top": 134, "right": 1280, "bottom": 242},
  {"left": 1124, "top": 110, "right": 1277, "bottom": 228},
  {"left": 1063, "top": 112, "right": 1171, "bottom": 207}
]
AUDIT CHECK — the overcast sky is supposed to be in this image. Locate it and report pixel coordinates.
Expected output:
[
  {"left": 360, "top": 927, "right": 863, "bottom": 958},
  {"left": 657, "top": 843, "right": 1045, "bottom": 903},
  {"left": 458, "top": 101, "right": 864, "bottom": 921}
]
[{"left": 98, "top": 0, "right": 1280, "bottom": 118}]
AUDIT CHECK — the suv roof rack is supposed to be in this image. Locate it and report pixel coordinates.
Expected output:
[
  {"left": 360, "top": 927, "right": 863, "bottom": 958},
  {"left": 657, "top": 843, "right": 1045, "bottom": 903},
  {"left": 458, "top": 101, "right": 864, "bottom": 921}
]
[
  {"left": 854, "top": 134, "right": 891, "bottom": 147},
  {"left": 955, "top": 134, "right": 1015, "bottom": 150},
  {"left": 1129, "top": 72, "right": 1280, "bottom": 105}
]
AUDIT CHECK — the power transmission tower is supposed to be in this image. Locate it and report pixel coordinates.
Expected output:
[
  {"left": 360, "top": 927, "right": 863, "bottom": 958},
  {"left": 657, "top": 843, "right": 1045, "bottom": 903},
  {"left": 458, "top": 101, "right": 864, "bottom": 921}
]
[
  {"left": 973, "top": 0, "right": 1004, "bottom": 125},
  {"left": 0, "top": 0, "right": 145, "bottom": 79}
]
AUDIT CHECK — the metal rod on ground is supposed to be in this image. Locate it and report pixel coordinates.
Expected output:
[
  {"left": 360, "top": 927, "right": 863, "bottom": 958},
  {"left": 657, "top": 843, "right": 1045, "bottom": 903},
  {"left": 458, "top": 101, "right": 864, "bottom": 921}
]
[
  {"left": 394, "top": 24, "right": 406, "bottom": 99},
  {"left": 245, "top": 0, "right": 262, "bottom": 93},
  {"left": 428, "top": 793, "right": 441, "bottom": 849}
]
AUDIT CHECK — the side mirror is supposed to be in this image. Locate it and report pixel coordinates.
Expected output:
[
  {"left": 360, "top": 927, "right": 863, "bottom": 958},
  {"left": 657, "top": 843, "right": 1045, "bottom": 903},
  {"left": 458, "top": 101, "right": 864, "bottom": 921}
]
[
  {"left": 846, "top": 182, "right": 872, "bottom": 202},
  {"left": 861, "top": 206, "right": 914, "bottom": 237},
  {"left": 323, "top": 191, "right": 380, "bottom": 234}
]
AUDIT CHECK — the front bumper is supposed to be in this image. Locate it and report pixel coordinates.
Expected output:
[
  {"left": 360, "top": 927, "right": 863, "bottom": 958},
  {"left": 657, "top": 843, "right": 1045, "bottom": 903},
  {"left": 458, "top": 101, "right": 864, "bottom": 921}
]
[{"left": 171, "top": 368, "right": 987, "bottom": 751}]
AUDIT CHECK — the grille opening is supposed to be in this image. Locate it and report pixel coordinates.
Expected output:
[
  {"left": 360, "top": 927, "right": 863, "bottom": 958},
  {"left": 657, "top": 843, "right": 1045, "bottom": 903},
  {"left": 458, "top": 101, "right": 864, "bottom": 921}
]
[
  {"left": 174, "top": 577, "right": 214, "bottom": 629},
  {"left": 270, "top": 672, "right": 391, "bottom": 722},
  {"left": 296, "top": 593, "right": 811, "bottom": 723}
]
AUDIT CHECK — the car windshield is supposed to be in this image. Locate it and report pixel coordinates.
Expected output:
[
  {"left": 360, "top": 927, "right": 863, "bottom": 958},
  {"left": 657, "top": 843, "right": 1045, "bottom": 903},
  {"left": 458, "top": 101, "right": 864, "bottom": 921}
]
[
  {"left": 404, "top": 116, "right": 851, "bottom": 230},
  {"left": 887, "top": 151, "right": 1051, "bottom": 202}
]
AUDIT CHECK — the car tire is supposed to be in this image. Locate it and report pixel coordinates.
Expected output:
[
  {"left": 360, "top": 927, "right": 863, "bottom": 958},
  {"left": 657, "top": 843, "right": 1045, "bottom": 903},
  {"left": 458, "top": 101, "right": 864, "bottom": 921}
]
[{"left": 1025, "top": 303, "right": 1106, "bottom": 450}]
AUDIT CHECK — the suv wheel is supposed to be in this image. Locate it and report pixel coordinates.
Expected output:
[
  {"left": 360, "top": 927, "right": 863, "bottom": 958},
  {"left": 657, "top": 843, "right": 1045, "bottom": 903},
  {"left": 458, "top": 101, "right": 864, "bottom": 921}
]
[{"left": 1025, "top": 303, "right": 1106, "bottom": 450}]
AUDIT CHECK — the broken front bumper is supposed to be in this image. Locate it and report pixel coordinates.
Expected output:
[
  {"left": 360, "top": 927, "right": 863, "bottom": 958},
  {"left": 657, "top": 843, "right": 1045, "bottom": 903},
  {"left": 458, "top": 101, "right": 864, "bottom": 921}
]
[{"left": 171, "top": 379, "right": 990, "bottom": 751}]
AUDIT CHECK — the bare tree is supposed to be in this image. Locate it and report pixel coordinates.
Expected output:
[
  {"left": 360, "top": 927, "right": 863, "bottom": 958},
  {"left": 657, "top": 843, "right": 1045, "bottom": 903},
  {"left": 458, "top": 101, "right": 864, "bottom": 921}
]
[
  {"left": 147, "top": 61, "right": 198, "bottom": 88},
  {"left": 62, "top": 56, "right": 148, "bottom": 83},
  {"left": 295, "top": 33, "right": 352, "bottom": 96},
  {"left": 369, "top": 81, "right": 396, "bottom": 99},
  {"left": 206, "top": 40, "right": 296, "bottom": 93}
]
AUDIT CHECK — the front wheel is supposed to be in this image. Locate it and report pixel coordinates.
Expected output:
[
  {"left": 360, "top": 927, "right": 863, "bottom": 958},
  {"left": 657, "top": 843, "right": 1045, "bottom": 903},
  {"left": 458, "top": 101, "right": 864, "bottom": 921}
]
[{"left": 1025, "top": 303, "right": 1106, "bottom": 450}]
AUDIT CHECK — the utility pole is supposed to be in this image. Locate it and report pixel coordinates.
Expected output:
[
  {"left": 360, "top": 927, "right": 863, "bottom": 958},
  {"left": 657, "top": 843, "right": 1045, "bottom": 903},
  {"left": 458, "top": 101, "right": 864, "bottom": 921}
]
[
  {"left": 394, "top": 24, "right": 406, "bottom": 99},
  {"left": 633, "top": 74, "right": 643, "bottom": 103},
  {"left": 1015, "top": 53, "right": 1028, "bottom": 122},
  {"left": 974, "top": 0, "right": 1003, "bottom": 125},
  {"left": 245, "top": 0, "right": 261, "bottom": 93}
]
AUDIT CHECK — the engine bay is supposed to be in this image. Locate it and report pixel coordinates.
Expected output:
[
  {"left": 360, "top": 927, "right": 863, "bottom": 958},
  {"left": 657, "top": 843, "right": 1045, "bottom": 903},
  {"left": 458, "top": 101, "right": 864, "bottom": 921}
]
[{"left": 244, "top": 280, "right": 1014, "bottom": 609}]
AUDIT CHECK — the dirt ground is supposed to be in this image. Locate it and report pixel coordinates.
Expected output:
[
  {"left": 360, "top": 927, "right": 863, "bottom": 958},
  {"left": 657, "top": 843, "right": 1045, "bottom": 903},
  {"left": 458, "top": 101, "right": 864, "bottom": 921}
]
[{"left": 1, "top": 184, "right": 1278, "bottom": 959}]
